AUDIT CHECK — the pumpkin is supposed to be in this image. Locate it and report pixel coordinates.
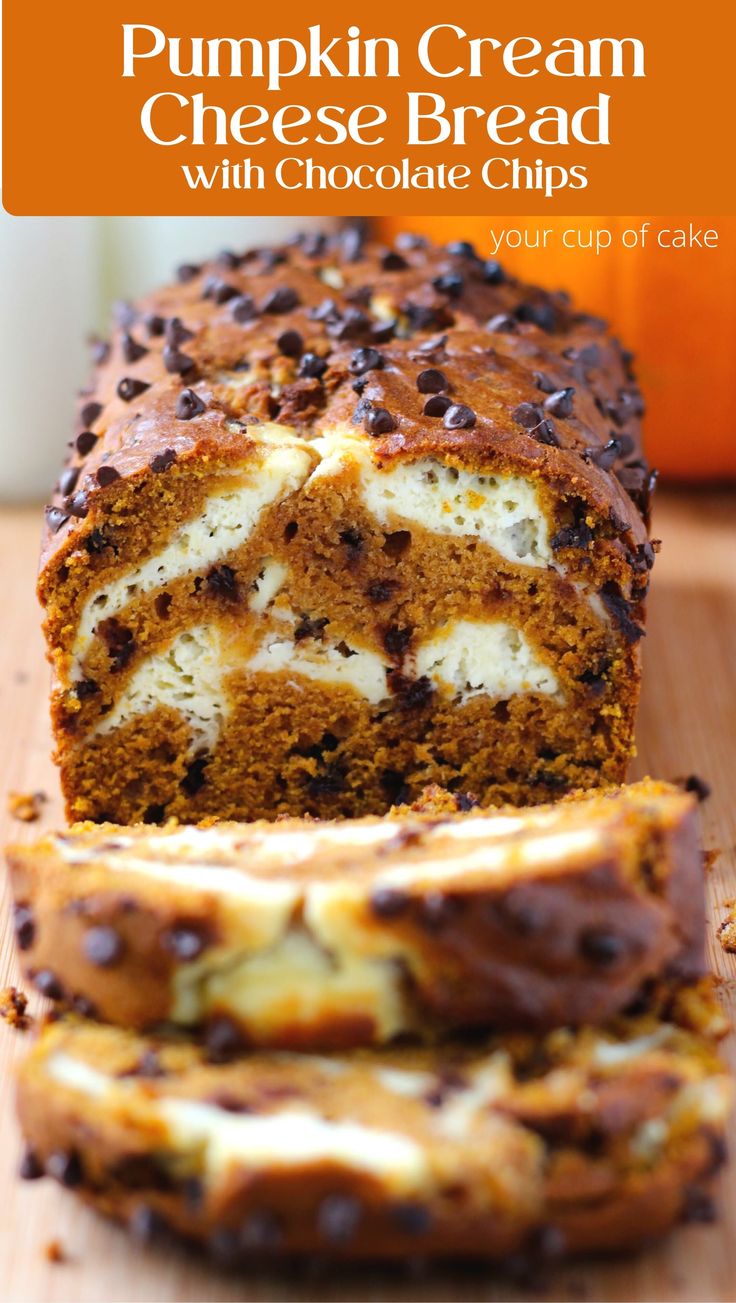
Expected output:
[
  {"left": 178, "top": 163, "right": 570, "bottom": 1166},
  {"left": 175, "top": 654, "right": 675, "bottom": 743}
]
[{"left": 378, "top": 216, "right": 736, "bottom": 480}]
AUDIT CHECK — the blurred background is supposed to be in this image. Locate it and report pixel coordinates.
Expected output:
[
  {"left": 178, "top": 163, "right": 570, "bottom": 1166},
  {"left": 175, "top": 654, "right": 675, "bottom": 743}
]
[{"left": 1, "top": 212, "right": 733, "bottom": 500}]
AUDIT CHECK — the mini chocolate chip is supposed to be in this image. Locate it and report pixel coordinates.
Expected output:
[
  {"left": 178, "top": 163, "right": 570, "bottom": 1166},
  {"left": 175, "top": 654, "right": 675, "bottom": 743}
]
[
  {"left": 586, "top": 438, "right": 622, "bottom": 471},
  {"left": 681, "top": 1186, "right": 717, "bottom": 1224},
  {"left": 83, "top": 925, "right": 124, "bottom": 967},
  {"left": 381, "top": 250, "right": 408, "bottom": 271},
  {"left": 163, "top": 346, "right": 195, "bottom": 376},
  {"left": 544, "top": 387, "right": 575, "bottom": 419},
  {"left": 420, "top": 890, "right": 455, "bottom": 930},
  {"left": 90, "top": 338, "right": 111, "bottom": 365},
  {"left": 121, "top": 333, "right": 149, "bottom": 364},
  {"left": 551, "top": 521, "right": 593, "bottom": 551},
  {"left": 231, "top": 294, "right": 257, "bottom": 323},
  {"left": 294, "top": 614, "right": 330, "bottom": 641},
  {"left": 177, "top": 262, "right": 200, "bottom": 283},
  {"left": 165, "top": 317, "right": 194, "bottom": 347},
  {"left": 512, "top": 402, "right": 544, "bottom": 429},
  {"left": 366, "top": 579, "right": 398, "bottom": 603},
  {"left": 206, "top": 564, "right": 238, "bottom": 599},
  {"left": 416, "top": 368, "right": 448, "bottom": 394},
  {"left": 483, "top": 259, "right": 506, "bottom": 284},
  {"left": 341, "top": 226, "right": 365, "bottom": 261},
  {"left": 46, "top": 1150, "right": 83, "bottom": 1188},
  {"left": 150, "top": 448, "right": 177, "bottom": 473},
  {"left": 277, "top": 329, "right": 303, "bottom": 358},
  {"left": 144, "top": 313, "right": 165, "bottom": 337},
  {"left": 365, "top": 406, "right": 397, "bottom": 436},
  {"left": 71, "top": 994, "right": 98, "bottom": 1018},
  {"left": 240, "top": 1209, "right": 284, "bottom": 1250},
  {"left": 432, "top": 272, "right": 463, "bottom": 298},
  {"left": 396, "top": 232, "right": 427, "bottom": 251},
  {"left": 535, "top": 421, "right": 561, "bottom": 447},
  {"left": 516, "top": 300, "right": 557, "bottom": 332},
  {"left": 384, "top": 625, "right": 413, "bottom": 657},
  {"left": 445, "top": 240, "right": 477, "bottom": 259},
  {"left": 403, "top": 301, "right": 453, "bottom": 331},
  {"left": 599, "top": 582, "right": 645, "bottom": 643},
  {"left": 316, "top": 1193, "right": 362, "bottom": 1244},
  {"left": 44, "top": 507, "right": 69, "bottom": 534},
  {"left": 298, "top": 352, "right": 328, "bottom": 379},
  {"left": 350, "top": 346, "right": 384, "bottom": 374},
  {"left": 58, "top": 466, "right": 80, "bottom": 497},
  {"left": 176, "top": 388, "right": 206, "bottom": 420},
  {"left": 80, "top": 400, "right": 102, "bottom": 426},
  {"left": 533, "top": 371, "right": 557, "bottom": 394},
  {"left": 205, "top": 1015, "right": 245, "bottom": 1062},
  {"left": 67, "top": 491, "right": 89, "bottom": 519},
  {"left": 487, "top": 313, "right": 517, "bottom": 333},
  {"left": 423, "top": 394, "right": 452, "bottom": 417},
  {"left": 130, "top": 1206, "right": 168, "bottom": 1244},
  {"left": 162, "top": 925, "right": 209, "bottom": 961},
  {"left": 208, "top": 1227, "right": 240, "bottom": 1265},
  {"left": 391, "top": 1203, "right": 432, "bottom": 1235},
  {"left": 580, "top": 928, "right": 624, "bottom": 965},
  {"left": 13, "top": 904, "right": 35, "bottom": 950},
  {"left": 117, "top": 376, "right": 151, "bottom": 403},
  {"left": 339, "top": 527, "right": 363, "bottom": 554},
  {"left": 75, "top": 430, "right": 98, "bottom": 455},
  {"left": 262, "top": 286, "right": 300, "bottom": 314},
  {"left": 443, "top": 403, "right": 475, "bottom": 430},
  {"left": 683, "top": 774, "right": 711, "bottom": 802},
  {"left": 370, "top": 887, "right": 410, "bottom": 918},
  {"left": 96, "top": 465, "right": 121, "bottom": 487},
  {"left": 19, "top": 1149, "right": 43, "bottom": 1181},
  {"left": 33, "top": 970, "right": 64, "bottom": 1000},
  {"left": 202, "top": 276, "right": 239, "bottom": 304}
]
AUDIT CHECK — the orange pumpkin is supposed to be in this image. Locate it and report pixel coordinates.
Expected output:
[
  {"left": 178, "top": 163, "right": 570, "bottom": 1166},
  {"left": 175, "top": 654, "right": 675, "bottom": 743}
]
[{"left": 378, "top": 217, "right": 736, "bottom": 481}]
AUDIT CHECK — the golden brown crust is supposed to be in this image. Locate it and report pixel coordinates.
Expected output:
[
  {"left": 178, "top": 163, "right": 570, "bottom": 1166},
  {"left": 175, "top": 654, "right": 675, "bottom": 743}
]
[
  {"left": 15, "top": 1008, "right": 731, "bottom": 1263},
  {"left": 7, "top": 780, "right": 705, "bottom": 1045}
]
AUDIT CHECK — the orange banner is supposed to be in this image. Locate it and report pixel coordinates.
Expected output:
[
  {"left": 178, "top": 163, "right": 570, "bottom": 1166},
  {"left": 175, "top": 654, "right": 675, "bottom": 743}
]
[{"left": 3, "top": 1, "right": 735, "bottom": 216}]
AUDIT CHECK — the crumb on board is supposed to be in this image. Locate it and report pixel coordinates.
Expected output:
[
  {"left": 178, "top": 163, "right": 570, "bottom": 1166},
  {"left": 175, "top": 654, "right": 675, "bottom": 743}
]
[
  {"left": 718, "top": 913, "right": 736, "bottom": 953},
  {"left": 43, "top": 1239, "right": 68, "bottom": 1264},
  {"left": 0, "top": 986, "right": 31, "bottom": 1030},
  {"left": 7, "top": 790, "right": 47, "bottom": 822}
]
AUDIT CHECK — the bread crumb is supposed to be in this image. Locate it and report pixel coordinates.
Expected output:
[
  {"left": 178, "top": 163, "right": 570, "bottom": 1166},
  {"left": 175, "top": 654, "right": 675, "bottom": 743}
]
[
  {"left": 7, "top": 790, "right": 47, "bottom": 822},
  {"left": 0, "top": 986, "right": 31, "bottom": 1030},
  {"left": 718, "top": 914, "right": 736, "bottom": 953},
  {"left": 44, "top": 1239, "right": 68, "bottom": 1264}
]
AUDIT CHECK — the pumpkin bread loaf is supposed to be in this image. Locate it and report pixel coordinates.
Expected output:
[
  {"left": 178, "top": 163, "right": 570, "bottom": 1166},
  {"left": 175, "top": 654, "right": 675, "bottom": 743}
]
[
  {"left": 8, "top": 780, "right": 704, "bottom": 1048},
  {"left": 39, "top": 231, "right": 655, "bottom": 822},
  {"left": 16, "top": 1002, "right": 731, "bottom": 1263}
]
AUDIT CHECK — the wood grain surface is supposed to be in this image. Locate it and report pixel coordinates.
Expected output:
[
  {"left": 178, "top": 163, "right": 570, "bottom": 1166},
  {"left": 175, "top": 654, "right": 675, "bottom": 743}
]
[{"left": 0, "top": 490, "right": 734, "bottom": 1303}]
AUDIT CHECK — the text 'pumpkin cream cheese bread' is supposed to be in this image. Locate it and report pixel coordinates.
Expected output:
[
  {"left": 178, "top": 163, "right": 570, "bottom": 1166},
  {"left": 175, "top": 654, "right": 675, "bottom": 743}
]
[
  {"left": 39, "top": 230, "right": 655, "bottom": 823},
  {"left": 16, "top": 1004, "right": 731, "bottom": 1263},
  {"left": 8, "top": 781, "right": 705, "bottom": 1049}
]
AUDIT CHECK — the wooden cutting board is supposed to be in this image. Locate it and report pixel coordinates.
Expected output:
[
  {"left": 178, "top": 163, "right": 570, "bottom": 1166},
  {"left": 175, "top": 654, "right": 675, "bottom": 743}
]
[{"left": 1, "top": 491, "right": 734, "bottom": 1303}]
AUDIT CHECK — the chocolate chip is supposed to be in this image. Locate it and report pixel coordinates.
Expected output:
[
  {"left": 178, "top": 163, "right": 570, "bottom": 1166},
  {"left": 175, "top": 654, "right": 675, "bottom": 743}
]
[
  {"left": 240, "top": 1209, "right": 284, "bottom": 1250},
  {"left": 75, "top": 429, "right": 98, "bottom": 455},
  {"left": 432, "top": 272, "right": 463, "bottom": 298},
  {"left": 117, "top": 376, "right": 151, "bottom": 402},
  {"left": 341, "top": 226, "right": 365, "bottom": 261},
  {"left": 231, "top": 294, "right": 257, "bottom": 323},
  {"left": 551, "top": 520, "right": 593, "bottom": 551},
  {"left": 512, "top": 402, "right": 544, "bottom": 429},
  {"left": 683, "top": 774, "right": 711, "bottom": 802},
  {"left": 535, "top": 420, "right": 561, "bottom": 447},
  {"left": 483, "top": 259, "right": 506, "bottom": 284},
  {"left": 98, "top": 616, "right": 135, "bottom": 668},
  {"left": 80, "top": 400, "right": 102, "bottom": 426},
  {"left": 33, "top": 969, "right": 63, "bottom": 999},
  {"left": 163, "top": 346, "right": 195, "bottom": 376},
  {"left": 339, "top": 527, "right": 363, "bottom": 554},
  {"left": 144, "top": 313, "right": 165, "bottom": 337},
  {"left": 206, "top": 564, "right": 238, "bottom": 599},
  {"left": 396, "top": 232, "right": 427, "bottom": 251},
  {"left": 277, "top": 329, "right": 303, "bottom": 358},
  {"left": 403, "top": 302, "right": 453, "bottom": 332},
  {"left": 599, "top": 582, "right": 645, "bottom": 643},
  {"left": 202, "top": 276, "right": 239, "bottom": 304},
  {"left": 177, "top": 262, "right": 201, "bottom": 282},
  {"left": 181, "top": 755, "right": 209, "bottom": 795},
  {"left": 45, "top": 507, "right": 69, "bottom": 534},
  {"left": 298, "top": 352, "right": 328, "bottom": 379},
  {"left": 389, "top": 672, "right": 434, "bottom": 710},
  {"left": 165, "top": 317, "right": 195, "bottom": 347},
  {"left": 148, "top": 448, "right": 176, "bottom": 474},
  {"left": 205, "top": 1015, "right": 245, "bottom": 1061},
  {"left": 486, "top": 313, "right": 517, "bottom": 333},
  {"left": 391, "top": 1203, "right": 432, "bottom": 1235},
  {"left": 96, "top": 465, "right": 121, "bottom": 487},
  {"left": 544, "top": 388, "right": 575, "bottom": 419},
  {"left": 585, "top": 438, "right": 622, "bottom": 471},
  {"left": 316, "top": 1193, "right": 362, "bottom": 1244},
  {"left": 13, "top": 904, "right": 35, "bottom": 950},
  {"left": 46, "top": 1150, "right": 83, "bottom": 1188},
  {"left": 262, "top": 286, "right": 300, "bottom": 314},
  {"left": 370, "top": 887, "right": 410, "bottom": 918},
  {"left": 445, "top": 240, "right": 477, "bottom": 259},
  {"left": 350, "top": 346, "right": 383, "bottom": 374},
  {"left": 121, "top": 333, "right": 149, "bottom": 364},
  {"left": 564, "top": 343, "right": 601, "bottom": 369},
  {"left": 443, "top": 403, "right": 476, "bottom": 430},
  {"left": 364, "top": 406, "right": 397, "bottom": 436},
  {"left": 176, "top": 388, "right": 206, "bottom": 420},
  {"left": 130, "top": 1206, "right": 168, "bottom": 1244},
  {"left": 533, "top": 371, "right": 557, "bottom": 394},
  {"left": 381, "top": 249, "right": 408, "bottom": 271},
  {"left": 83, "top": 925, "right": 124, "bottom": 967},
  {"left": 207, "top": 1228, "right": 240, "bottom": 1265},
  {"left": 681, "top": 1186, "right": 717, "bottom": 1224},
  {"left": 423, "top": 394, "right": 452, "bottom": 417},
  {"left": 580, "top": 928, "right": 624, "bottom": 965},
  {"left": 71, "top": 994, "right": 98, "bottom": 1018},
  {"left": 162, "top": 925, "right": 209, "bottom": 961},
  {"left": 366, "top": 579, "right": 398, "bottom": 603},
  {"left": 294, "top": 614, "right": 330, "bottom": 642},
  {"left": 419, "top": 890, "right": 456, "bottom": 930},
  {"left": 67, "top": 491, "right": 89, "bottom": 519},
  {"left": 19, "top": 1149, "right": 43, "bottom": 1181},
  {"left": 515, "top": 301, "right": 557, "bottom": 332},
  {"left": 416, "top": 368, "right": 449, "bottom": 394},
  {"left": 58, "top": 466, "right": 80, "bottom": 497},
  {"left": 90, "top": 337, "right": 111, "bottom": 366},
  {"left": 384, "top": 625, "right": 412, "bottom": 657}
]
